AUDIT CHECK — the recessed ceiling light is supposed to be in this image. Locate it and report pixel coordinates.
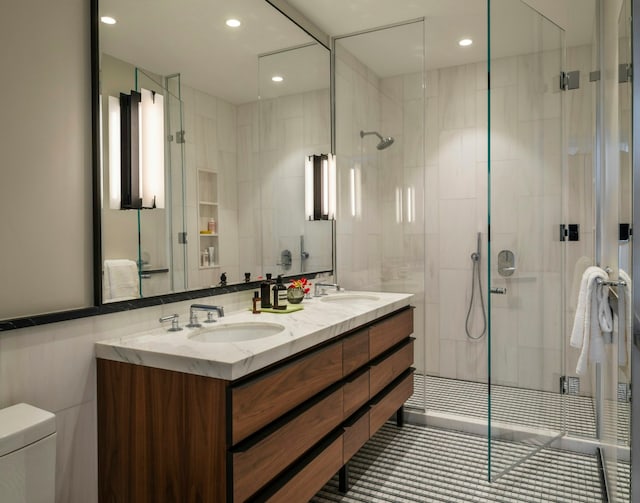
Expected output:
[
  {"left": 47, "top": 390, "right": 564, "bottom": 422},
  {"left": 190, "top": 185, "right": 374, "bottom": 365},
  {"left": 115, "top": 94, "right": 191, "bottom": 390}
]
[
  {"left": 101, "top": 16, "right": 117, "bottom": 25},
  {"left": 225, "top": 18, "right": 241, "bottom": 28},
  {"left": 458, "top": 38, "right": 473, "bottom": 47},
  {"left": 271, "top": 76, "right": 284, "bottom": 83}
]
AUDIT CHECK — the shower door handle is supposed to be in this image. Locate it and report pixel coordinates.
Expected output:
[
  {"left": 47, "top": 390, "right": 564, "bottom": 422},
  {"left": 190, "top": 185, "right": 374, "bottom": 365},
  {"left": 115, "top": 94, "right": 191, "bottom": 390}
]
[{"left": 490, "top": 287, "right": 507, "bottom": 295}]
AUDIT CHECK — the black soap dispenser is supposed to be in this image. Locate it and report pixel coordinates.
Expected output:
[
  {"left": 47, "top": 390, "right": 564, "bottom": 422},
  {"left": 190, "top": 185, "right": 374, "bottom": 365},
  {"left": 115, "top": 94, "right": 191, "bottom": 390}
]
[
  {"left": 275, "top": 275, "right": 288, "bottom": 308},
  {"left": 260, "top": 273, "right": 273, "bottom": 309}
]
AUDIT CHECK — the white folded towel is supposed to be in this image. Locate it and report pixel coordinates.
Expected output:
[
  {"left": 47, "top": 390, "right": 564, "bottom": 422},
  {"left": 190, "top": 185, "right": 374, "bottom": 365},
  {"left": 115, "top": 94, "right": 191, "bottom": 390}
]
[
  {"left": 570, "top": 266, "right": 610, "bottom": 375},
  {"left": 104, "top": 259, "right": 140, "bottom": 301}
]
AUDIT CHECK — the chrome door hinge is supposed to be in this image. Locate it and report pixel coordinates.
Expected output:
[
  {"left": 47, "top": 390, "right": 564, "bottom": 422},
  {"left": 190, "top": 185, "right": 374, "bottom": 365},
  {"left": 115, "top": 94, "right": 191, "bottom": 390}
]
[
  {"left": 619, "top": 63, "right": 632, "bottom": 83},
  {"left": 618, "top": 382, "right": 631, "bottom": 402},
  {"left": 560, "top": 224, "right": 580, "bottom": 242},
  {"left": 560, "top": 376, "right": 580, "bottom": 395},
  {"left": 560, "top": 70, "right": 580, "bottom": 90}
]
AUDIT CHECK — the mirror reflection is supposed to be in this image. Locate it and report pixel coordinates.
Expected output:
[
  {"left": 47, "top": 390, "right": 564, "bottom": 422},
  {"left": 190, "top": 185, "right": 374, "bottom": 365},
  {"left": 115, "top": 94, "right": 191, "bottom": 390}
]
[{"left": 99, "top": 0, "right": 332, "bottom": 303}]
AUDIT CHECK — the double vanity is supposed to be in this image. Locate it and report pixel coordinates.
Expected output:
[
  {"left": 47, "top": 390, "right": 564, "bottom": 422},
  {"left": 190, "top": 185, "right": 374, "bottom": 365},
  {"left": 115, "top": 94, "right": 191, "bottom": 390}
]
[{"left": 95, "top": 291, "right": 414, "bottom": 502}]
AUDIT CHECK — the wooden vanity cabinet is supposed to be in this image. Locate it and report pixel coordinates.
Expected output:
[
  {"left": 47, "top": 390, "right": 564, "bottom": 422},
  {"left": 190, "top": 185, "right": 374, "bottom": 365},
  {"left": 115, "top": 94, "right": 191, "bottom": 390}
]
[{"left": 97, "top": 306, "right": 414, "bottom": 503}]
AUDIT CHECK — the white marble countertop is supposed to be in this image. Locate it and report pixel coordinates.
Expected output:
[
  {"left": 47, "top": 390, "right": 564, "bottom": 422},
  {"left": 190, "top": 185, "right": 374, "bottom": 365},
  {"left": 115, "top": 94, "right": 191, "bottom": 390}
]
[{"left": 95, "top": 291, "right": 413, "bottom": 381}]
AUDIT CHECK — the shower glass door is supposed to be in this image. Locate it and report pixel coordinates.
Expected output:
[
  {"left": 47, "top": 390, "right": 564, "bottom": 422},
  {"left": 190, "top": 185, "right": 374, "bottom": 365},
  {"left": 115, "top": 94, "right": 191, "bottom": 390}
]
[
  {"left": 134, "top": 69, "right": 188, "bottom": 297},
  {"left": 488, "top": 0, "right": 565, "bottom": 481}
]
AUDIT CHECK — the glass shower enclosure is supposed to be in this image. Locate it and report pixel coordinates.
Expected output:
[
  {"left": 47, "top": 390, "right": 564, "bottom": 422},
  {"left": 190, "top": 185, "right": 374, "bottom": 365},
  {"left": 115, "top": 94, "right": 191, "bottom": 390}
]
[
  {"left": 487, "top": 0, "right": 566, "bottom": 481},
  {"left": 332, "top": 0, "right": 630, "bottom": 497}
]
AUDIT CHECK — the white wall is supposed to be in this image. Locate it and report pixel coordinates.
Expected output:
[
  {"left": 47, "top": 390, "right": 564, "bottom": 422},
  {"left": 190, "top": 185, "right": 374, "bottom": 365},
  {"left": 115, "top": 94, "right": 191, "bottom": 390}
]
[
  {"left": 182, "top": 85, "right": 240, "bottom": 288},
  {"left": 0, "top": 0, "right": 93, "bottom": 319}
]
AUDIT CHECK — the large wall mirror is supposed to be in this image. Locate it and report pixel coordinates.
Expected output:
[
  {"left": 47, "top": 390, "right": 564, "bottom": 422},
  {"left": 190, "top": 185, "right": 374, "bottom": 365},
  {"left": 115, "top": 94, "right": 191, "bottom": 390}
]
[{"left": 97, "top": 0, "right": 332, "bottom": 303}]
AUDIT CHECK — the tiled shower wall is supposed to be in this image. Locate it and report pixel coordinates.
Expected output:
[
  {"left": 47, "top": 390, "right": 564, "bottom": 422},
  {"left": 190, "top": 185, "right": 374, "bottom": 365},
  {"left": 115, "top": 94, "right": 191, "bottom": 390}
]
[
  {"left": 236, "top": 90, "right": 332, "bottom": 280},
  {"left": 334, "top": 44, "right": 427, "bottom": 373},
  {"left": 181, "top": 85, "right": 240, "bottom": 288},
  {"left": 336, "top": 41, "right": 595, "bottom": 394}
]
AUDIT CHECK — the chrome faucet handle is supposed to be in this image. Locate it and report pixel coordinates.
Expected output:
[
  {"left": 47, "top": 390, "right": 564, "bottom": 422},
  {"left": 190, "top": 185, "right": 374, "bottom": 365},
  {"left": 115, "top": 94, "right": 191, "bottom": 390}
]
[
  {"left": 159, "top": 314, "right": 182, "bottom": 331},
  {"left": 186, "top": 308, "right": 202, "bottom": 328},
  {"left": 204, "top": 312, "right": 217, "bottom": 323}
]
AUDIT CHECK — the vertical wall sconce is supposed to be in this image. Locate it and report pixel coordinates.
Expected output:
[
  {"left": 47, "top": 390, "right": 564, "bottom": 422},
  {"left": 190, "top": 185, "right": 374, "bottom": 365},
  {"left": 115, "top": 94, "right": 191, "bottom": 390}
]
[
  {"left": 119, "top": 90, "right": 141, "bottom": 209},
  {"left": 395, "top": 185, "right": 416, "bottom": 223},
  {"left": 350, "top": 164, "right": 362, "bottom": 219},
  {"left": 395, "top": 187, "right": 403, "bottom": 223},
  {"left": 305, "top": 153, "right": 336, "bottom": 220},
  {"left": 108, "top": 96, "right": 121, "bottom": 210},
  {"left": 406, "top": 186, "right": 415, "bottom": 223},
  {"left": 140, "top": 89, "right": 165, "bottom": 209},
  {"left": 114, "top": 88, "right": 165, "bottom": 209}
]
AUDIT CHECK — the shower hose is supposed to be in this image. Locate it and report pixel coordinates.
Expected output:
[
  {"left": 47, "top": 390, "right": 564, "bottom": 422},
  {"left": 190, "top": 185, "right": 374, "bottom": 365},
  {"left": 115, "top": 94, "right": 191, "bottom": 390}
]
[{"left": 465, "top": 251, "right": 487, "bottom": 340}]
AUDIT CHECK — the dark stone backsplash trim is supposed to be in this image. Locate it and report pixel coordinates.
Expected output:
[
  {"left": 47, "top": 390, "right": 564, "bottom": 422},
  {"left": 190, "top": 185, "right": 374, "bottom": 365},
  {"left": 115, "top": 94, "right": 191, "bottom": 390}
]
[{"left": 0, "top": 270, "right": 331, "bottom": 333}]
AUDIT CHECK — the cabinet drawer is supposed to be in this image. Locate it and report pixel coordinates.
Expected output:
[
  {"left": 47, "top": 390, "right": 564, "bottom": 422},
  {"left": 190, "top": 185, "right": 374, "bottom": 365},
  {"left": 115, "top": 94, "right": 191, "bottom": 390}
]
[
  {"left": 233, "top": 387, "right": 343, "bottom": 502},
  {"left": 232, "top": 342, "right": 343, "bottom": 444},
  {"left": 343, "top": 368, "right": 370, "bottom": 419},
  {"left": 369, "top": 308, "right": 413, "bottom": 359},
  {"left": 370, "top": 370, "right": 414, "bottom": 436},
  {"left": 343, "top": 409, "right": 370, "bottom": 463},
  {"left": 342, "top": 328, "right": 369, "bottom": 376},
  {"left": 265, "top": 434, "right": 343, "bottom": 503},
  {"left": 369, "top": 339, "right": 414, "bottom": 398}
]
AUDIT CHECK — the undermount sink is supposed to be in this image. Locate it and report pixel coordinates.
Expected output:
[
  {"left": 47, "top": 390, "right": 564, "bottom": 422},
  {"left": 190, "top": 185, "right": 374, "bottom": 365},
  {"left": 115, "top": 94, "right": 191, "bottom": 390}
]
[
  {"left": 188, "top": 322, "right": 285, "bottom": 343},
  {"left": 320, "top": 294, "right": 380, "bottom": 303}
]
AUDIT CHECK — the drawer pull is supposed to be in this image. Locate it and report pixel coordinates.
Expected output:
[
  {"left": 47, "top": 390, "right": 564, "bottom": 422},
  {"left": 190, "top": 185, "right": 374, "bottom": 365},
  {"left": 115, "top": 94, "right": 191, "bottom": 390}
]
[
  {"left": 345, "top": 366, "right": 369, "bottom": 383},
  {"left": 232, "top": 382, "right": 342, "bottom": 453},
  {"left": 343, "top": 406, "right": 369, "bottom": 427}
]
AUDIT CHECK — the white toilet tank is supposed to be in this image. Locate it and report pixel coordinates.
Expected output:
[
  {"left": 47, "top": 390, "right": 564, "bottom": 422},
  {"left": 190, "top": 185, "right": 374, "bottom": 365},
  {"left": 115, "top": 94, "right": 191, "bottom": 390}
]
[{"left": 0, "top": 403, "right": 56, "bottom": 503}]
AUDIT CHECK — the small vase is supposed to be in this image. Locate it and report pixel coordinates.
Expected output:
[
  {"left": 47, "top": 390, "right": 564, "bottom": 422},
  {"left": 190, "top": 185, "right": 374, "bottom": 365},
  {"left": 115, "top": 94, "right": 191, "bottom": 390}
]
[{"left": 287, "top": 287, "right": 305, "bottom": 304}]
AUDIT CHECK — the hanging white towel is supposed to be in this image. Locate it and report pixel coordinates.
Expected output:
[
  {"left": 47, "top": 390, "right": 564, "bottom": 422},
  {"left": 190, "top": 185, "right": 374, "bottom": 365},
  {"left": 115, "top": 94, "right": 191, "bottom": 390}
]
[
  {"left": 570, "top": 266, "right": 609, "bottom": 375},
  {"left": 104, "top": 259, "right": 140, "bottom": 301},
  {"left": 569, "top": 256, "right": 593, "bottom": 310}
]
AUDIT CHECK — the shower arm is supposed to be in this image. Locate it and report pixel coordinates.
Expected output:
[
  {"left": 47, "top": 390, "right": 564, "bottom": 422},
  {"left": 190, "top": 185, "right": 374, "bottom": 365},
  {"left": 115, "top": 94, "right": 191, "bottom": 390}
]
[{"left": 360, "top": 130, "right": 384, "bottom": 141}]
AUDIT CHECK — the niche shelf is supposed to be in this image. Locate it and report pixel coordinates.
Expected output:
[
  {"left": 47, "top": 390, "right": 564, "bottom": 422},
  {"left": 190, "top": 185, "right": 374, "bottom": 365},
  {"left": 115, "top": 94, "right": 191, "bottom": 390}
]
[{"left": 197, "top": 169, "right": 219, "bottom": 269}]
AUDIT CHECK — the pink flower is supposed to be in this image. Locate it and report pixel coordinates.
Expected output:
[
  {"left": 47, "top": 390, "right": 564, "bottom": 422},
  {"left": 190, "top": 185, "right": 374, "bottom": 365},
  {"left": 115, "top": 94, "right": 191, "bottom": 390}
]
[{"left": 289, "top": 277, "right": 311, "bottom": 294}]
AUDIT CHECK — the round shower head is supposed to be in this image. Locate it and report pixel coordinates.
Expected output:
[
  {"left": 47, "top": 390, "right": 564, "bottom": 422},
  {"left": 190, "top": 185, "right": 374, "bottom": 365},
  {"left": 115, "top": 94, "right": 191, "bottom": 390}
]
[
  {"left": 376, "top": 136, "right": 394, "bottom": 150},
  {"left": 360, "top": 130, "right": 395, "bottom": 150}
]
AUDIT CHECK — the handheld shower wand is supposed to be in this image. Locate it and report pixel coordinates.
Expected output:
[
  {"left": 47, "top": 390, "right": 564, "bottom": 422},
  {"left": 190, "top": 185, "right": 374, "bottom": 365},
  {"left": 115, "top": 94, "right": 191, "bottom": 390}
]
[{"left": 465, "top": 232, "right": 487, "bottom": 340}]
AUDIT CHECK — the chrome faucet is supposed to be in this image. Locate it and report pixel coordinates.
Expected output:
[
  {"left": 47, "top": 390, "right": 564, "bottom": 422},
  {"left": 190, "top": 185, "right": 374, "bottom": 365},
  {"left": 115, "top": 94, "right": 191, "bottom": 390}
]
[
  {"left": 159, "top": 314, "right": 182, "bottom": 331},
  {"left": 314, "top": 282, "right": 341, "bottom": 297},
  {"left": 187, "top": 304, "right": 225, "bottom": 327}
]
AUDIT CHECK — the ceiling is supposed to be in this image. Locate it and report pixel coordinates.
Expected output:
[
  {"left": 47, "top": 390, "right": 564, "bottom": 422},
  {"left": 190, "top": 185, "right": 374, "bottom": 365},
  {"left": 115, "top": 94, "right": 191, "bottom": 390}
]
[
  {"left": 291, "top": 0, "right": 595, "bottom": 77},
  {"left": 100, "top": 0, "right": 596, "bottom": 104},
  {"left": 100, "top": 0, "right": 319, "bottom": 104}
]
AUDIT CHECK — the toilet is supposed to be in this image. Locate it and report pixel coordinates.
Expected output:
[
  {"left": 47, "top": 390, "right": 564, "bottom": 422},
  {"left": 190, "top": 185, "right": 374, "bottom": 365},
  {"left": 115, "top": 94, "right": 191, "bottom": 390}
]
[{"left": 0, "top": 403, "right": 56, "bottom": 503}]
